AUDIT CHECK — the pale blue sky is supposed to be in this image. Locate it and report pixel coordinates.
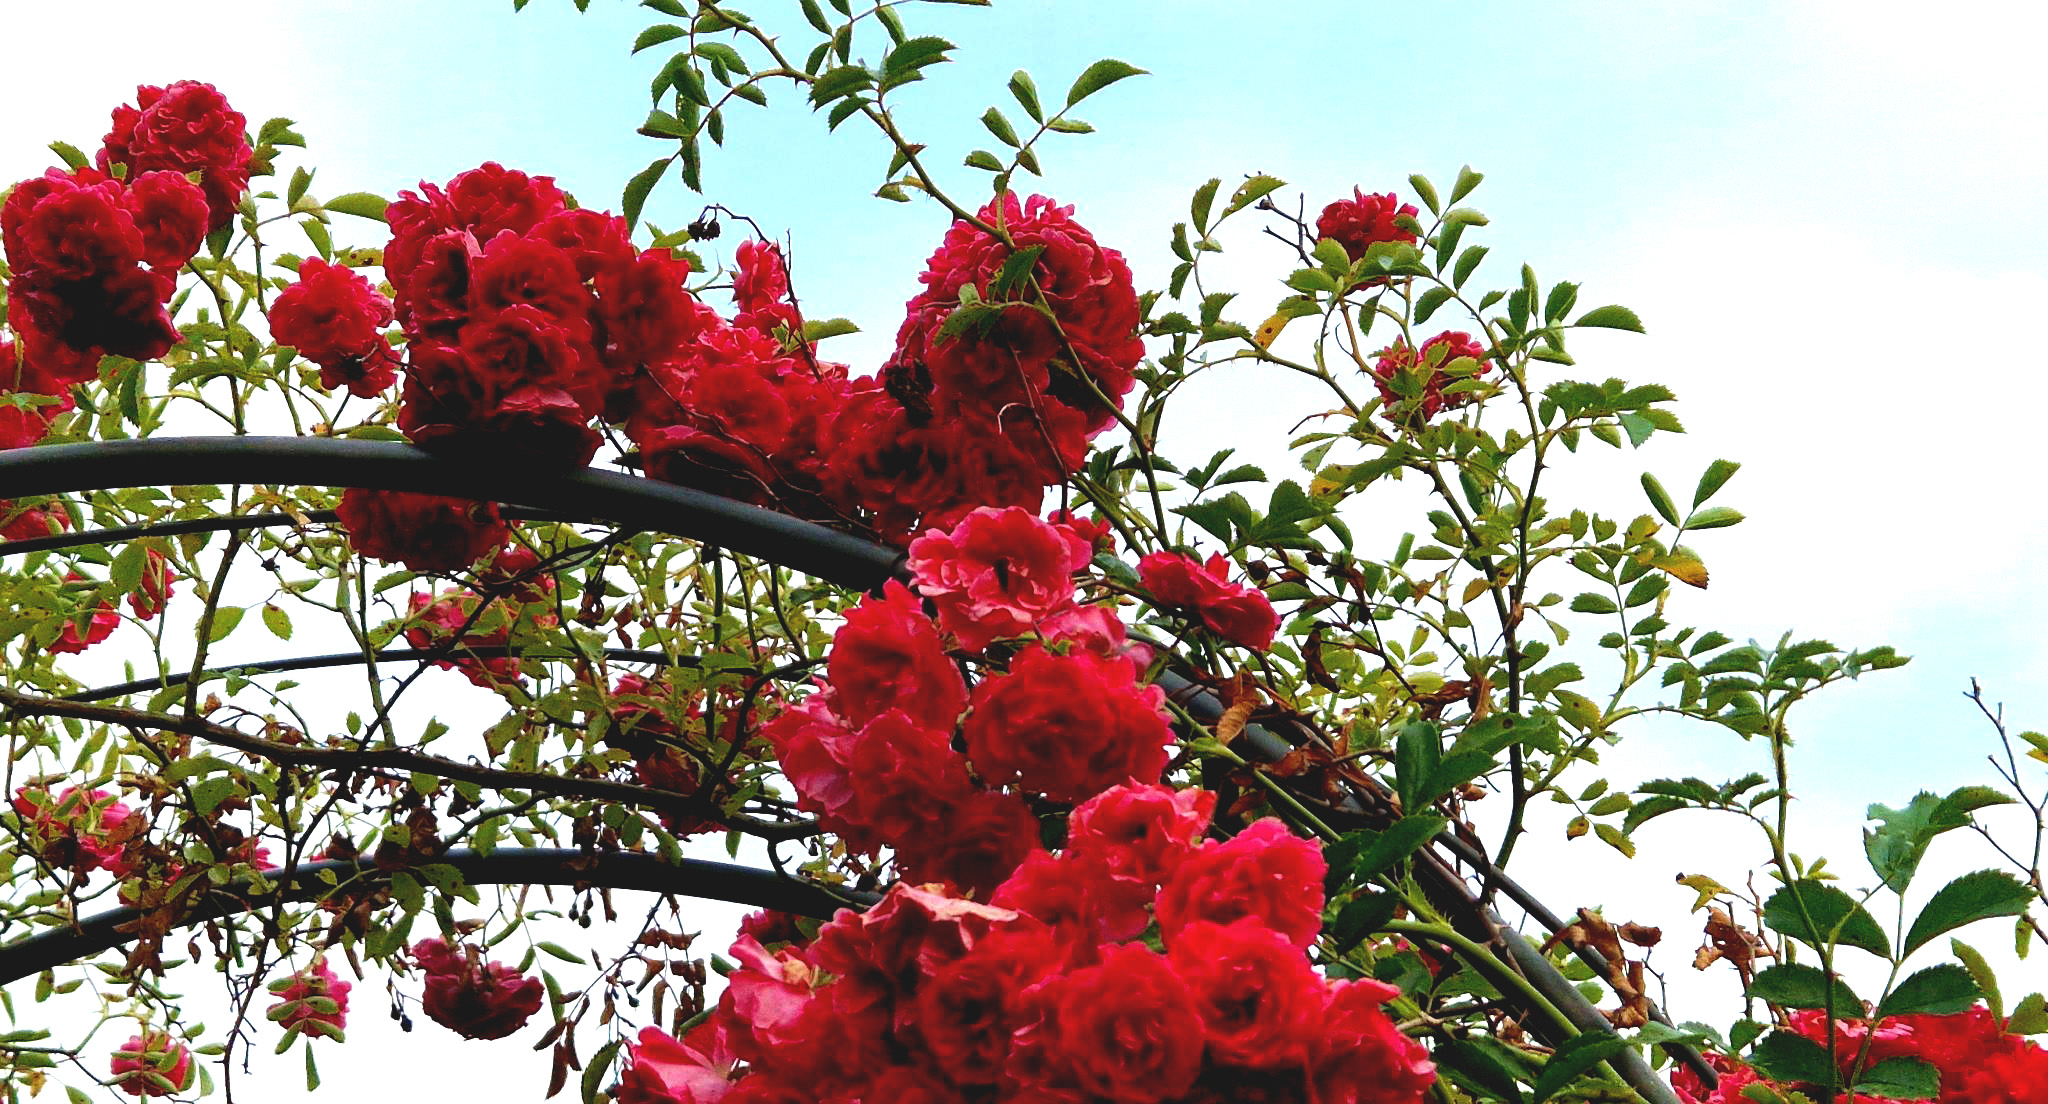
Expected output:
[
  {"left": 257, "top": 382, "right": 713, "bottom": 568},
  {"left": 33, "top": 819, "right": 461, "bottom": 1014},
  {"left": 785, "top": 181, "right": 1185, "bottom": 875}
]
[{"left": 4, "top": 0, "right": 2045, "bottom": 1096}]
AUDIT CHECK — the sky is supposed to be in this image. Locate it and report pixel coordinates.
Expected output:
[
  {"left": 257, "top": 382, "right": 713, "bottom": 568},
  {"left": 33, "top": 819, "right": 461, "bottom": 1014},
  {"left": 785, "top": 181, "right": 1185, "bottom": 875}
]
[{"left": 3, "top": 0, "right": 2046, "bottom": 1097}]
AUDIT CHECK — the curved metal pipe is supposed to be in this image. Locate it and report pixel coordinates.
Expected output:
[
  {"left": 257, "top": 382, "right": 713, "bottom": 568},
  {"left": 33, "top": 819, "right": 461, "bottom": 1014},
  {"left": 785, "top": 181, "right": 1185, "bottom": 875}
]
[
  {"left": 0, "top": 437, "right": 902, "bottom": 590},
  {"left": 0, "top": 507, "right": 572, "bottom": 559},
  {"left": 0, "top": 848, "right": 869, "bottom": 985}
]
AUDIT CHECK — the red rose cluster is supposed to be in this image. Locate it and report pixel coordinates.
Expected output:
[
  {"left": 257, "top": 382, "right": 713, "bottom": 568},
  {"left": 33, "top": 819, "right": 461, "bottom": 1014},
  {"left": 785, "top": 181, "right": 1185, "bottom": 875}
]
[
  {"left": 335, "top": 488, "right": 508, "bottom": 573},
  {"left": 604, "top": 672, "right": 722, "bottom": 836},
  {"left": 1675, "top": 1005, "right": 2048, "bottom": 1104},
  {"left": 764, "top": 509, "right": 1167, "bottom": 890},
  {"left": 44, "top": 550, "right": 176, "bottom": 655},
  {"left": 1369, "top": 331, "right": 1491, "bottom": 422},
  {"left": 1, "top": 82, "right": 247, "bottom": 421},
  {"left": 1138, "top": 551, "right": 1280, "bottom": 651},
  {"left": 617, "top": 789, "right": 1435, "bottom": 1104},
  {"left": 270, "top": 258, "right": 400, "bottom": 396},
  {"left": 10, "top": 785, "right": 140, "bottom": 874},
  {"left": 833, "top": 193, "right": 1145, "bottom": 542},
  {"left": 108, "top": 1031, "right": 196, "bottom": 1099},
  {"left": 409, "top": 937, "right": 545, "bottom": 1040},
  {"left": 1314, "top": 188, "right": 1418, "bottom": 265},
  {"left": 266, "top": 959, "right": 351, "bottom": 1041},
  {"left": 396, "top": 539, "right": 557, "bottom": 688}
]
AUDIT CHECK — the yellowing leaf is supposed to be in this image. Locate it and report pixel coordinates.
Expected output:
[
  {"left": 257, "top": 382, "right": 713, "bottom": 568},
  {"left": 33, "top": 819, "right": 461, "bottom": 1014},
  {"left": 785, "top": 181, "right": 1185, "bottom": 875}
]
[
  {"left": 1677, "top": 872, "right": 1731, "bottom": 912},
  {"left": 1653, "top": 550, "right": 1709, "bottom": 589},
  {"left": 1253, "top": 311, "right": 1291, "bottom": 349},
  {"left": 1461, "top": 577, "right": 1491, "bottom": 606}
]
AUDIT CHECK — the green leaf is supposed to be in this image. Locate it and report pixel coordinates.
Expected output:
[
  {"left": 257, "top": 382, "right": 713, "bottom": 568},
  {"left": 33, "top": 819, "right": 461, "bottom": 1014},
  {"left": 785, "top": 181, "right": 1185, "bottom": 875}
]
[
  {"left": 632, "top": 23, "right": 686, "bottom": 52},
  {"left": 881, "top": 35, "right": 953, "bottom": 89},
  {"left": 1449, "top": 165, "right": 1484, "bottom": 204},
  {"left": 1332, "top": 891, "right": 1398, "bottom": 953},
  {"left": 205, "top": 605, "right": 245, "bottom": 644},
  {"left": 980, "top": 106, "right": 1021, "bottom": 147},
  {"left": 800, "top": 317, "right": 860, "bottom": 343},
  {"left": 1746, "top": 963, "right": 1861, "bottom": 1010},
  {"left": 1762, "top": 879, "right": 1892, "bottom": 959},
  {"left": 809, "top": 64, "right": 874, "bottom": 106},
  {"left": 305, "top": 1046, "right": 320, "bottom": 1092},
  {"left": 989, "top": 244, "right": 1046, "bottom": 297},
  {"left": 1694, "top": 459, "right": 1741, "bottom": 506},
  {"left": 964, "top": 149, "right": 1004, "bottom": 172},
  {"left": 1853, "top": 1057, "right": 1940, "bottom": 1099},
  {"left": 1573, "top": 304, "right": 1645, "bottom": 332},
  {"left": 1683, "top": 505, "right": 1744, "bottom": 530},
  {"left": 1008, "top": 70, "right": 1043, "bottom": 121},
  {"left": 1747, "top": 1030, "right": 1837, "bottom": 1088},
  {"left": 1902, "top": 869, "right": 2035, "bottom": 958},
  {"left": 1064, "top": 58, "right": 1146, "bottom": 107},
  {"left": 49, "top": 141, "right": 88, "bottom": 171},
  {"left": 1224, "top": 174, "right": 1286, "bottom": 217},
  {"left": 1434, "top": 1038, "right": 1528, "bottom": 1104},
  {"left": 1407, "top": 173, "right": 1441, "bottom": 216},
  {"left": 261, "top": 603, "right": 293, "bottom": 641},
  {"left": 1864, "top": 787, "right": 2011, "bottom": 893},
  {"left": 2008, "top": 991, "right": 2047, "bottom": 1035},
  {"left": 622, "top": 156, "right": 670, "bottom": 231},
  {"left": 1950, "top": 938, "right": 2003, "bottom": 1020},
  {"left": 1415, "top": 286, "right": 1455, "bottom": 325},
  {"left": 536, "top": 941, "right": 585, "bottom": 964},
  {"left": 582, "top": 1039, "right": 623, "bottom": 1104},
  {"left": 1453, "top": 244, "right": 1489, "bottom": 288},
  {"left": 1190, "top": 177, "right": 1221, "bottom": 233},
  {"left": 1531, "top": 1029, "right": 1627, "bottom": 1103},
  {"left": 1394, "top": 722, "right": 1441, "bottom": 814},
  {"left": 1350, "top": 815, "right": 1450, "bottom": 880},
  {"left": 1876, "top": 963, "right": 1980, "bottom": 1018},
  {"left": 1640, "top": 472, "right": 1681, "bottom": 526},
  {"left": 799, "top": 0, "right": 832, "bottom": 33},
  {"left": 322, "top": 192, "right": 390, "bottom": 222}
]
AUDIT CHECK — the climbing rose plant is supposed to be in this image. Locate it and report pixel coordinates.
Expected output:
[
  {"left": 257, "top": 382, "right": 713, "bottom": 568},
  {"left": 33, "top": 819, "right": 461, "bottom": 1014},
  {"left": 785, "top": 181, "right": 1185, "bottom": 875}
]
[{"left": 0, "top": 4, "right": 2044, "bottom": 1104}]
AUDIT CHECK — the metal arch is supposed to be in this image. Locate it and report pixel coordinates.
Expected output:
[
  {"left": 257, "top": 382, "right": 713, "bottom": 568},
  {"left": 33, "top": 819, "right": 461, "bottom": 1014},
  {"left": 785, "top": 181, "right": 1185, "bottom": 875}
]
[
  {"left": 0, "top": 437, "right": 904, "bottom": 590},
  {"left": 0, "top": 849, "right": 873, "bottom": 985}
]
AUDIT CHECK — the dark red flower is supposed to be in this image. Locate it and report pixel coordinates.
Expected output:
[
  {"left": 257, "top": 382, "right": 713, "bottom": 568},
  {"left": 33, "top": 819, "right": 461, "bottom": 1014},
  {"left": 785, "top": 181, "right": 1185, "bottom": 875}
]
[
  {"left": 1067, "top": 781, "right": 1216, "bottom": 886},
  {"left": 617, "top": 1023, "right": 737, "bottom": 1104},
  {"left": 963, "top": 645, "right": 1172, "bottom": 803},
  {"left": 271, "top": 259, "right": 399, "bottom": 397},
  {"left": 1028, "top": 942, "right": 1205, "bottom": 1104},
  {"left": 128, "top": 549, "right": 174, "bottom": 619},
  {"left": 97, "top": 81, "right": 252, "bottom": 228},
  {"left": 825, "top": 580, "right": 965, "bottom": 732},
  {"left": 1370, "top": 330, "right": 1491, "bottom": 421},
  {"left": 1314, "top": 188, "right": 1419, "bottom": 264},
  {"left": 335, "top": 488, "right": 507, "bottom": 572},
  {"left": 51, "top": 572, "right": 119, "bottom": 654},
  {"left": 410, "top": 937, "right": 545, "bottom": 1040},
  {"left": 1138, "top": 550, "right": 1279, "bottom": 651},
  {"left": 1169, "top": 919, "right": 1325, "bottom": 1069},
  {"left": 122, "top": 171, "right": 210, "bottom": 271},
  {"left": 893, "top": 788, "right": 1044, "bottom": 895},
  {"left": 1155, "top": 818, "right": 1328, "bottom": 950},
  {"left": 907, "top": 505, "right": 1090, "bottom": 652}
]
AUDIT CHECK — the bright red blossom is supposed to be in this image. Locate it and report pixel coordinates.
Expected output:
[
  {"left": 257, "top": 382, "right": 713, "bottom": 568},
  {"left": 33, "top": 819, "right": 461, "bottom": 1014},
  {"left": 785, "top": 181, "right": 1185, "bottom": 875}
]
[
  {"left": 963, "top": 644, "right": 1173, "bottom": 803},
  {"left": 335, "top": 488, "right": 508, "bottom": 572},
  {"left": 1139, "top": 550, "right": 1279, "bottom": 650},
  {"left": 907, "top": 505, "right": 1091, "bottom": 651},
  {"left": 1156, "top": 817, "right": 1329, "bottom": 949},
  {"left": 1315, "top": 188, "right": 1419, "bottom": 264},
  {"left": 1370, "top": 330, "right": 1491, "bottom": 421},
  {"left": 270, "top": 259, "right": 400, "bottom": 396}
]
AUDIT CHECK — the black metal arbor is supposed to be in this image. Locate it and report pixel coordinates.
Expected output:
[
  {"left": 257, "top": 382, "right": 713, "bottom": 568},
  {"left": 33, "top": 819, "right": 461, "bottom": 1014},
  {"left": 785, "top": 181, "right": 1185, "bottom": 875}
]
[{"left": 0, "top": 437, "right": 1706, "bottom": 1103}]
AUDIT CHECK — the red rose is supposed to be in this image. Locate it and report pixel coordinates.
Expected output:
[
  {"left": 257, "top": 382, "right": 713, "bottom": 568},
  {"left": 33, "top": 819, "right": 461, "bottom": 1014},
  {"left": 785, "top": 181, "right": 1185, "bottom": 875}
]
[
  {"left": 1308, "top": 976, "right": 1436, "bottom": 1104},
  {"left": 97, "top": 81, "right": 252, "bottom": 228},
  {"left": 825, "top": 580, "right": 965, "bottom": 732},
  {"left": 1155, "top": 818, "right": 1328, "bottom": 949},
  {"left": 907, "top": 506, "right": 1091, "bottom": 652},
  {"left": 1169, "top": 919, "right": 1325, "bottom": 1069},
  {"left": 1138, "top": 550, "right": 1279, "bottom": 651},
  {"left": 841, "top": 707, "right": 978, "bottom": 843},
  {"left": 1030, "top": 943, "right": 1204, "bottom": 1104},
  {"left": 617, "top": 1024, "right": 737, "bottom": 1104},
  {"left": 1370, "top": 330, "right": 1491, "bottom": 420},
  {"left": 1067, "top": 781, "right": 1216, "bottom": 886},
  {"left": 1953, "top": 1044, "right": 2048, "bottom": 1104},
  {"left": 11, "top": 785, "right": 138, "bottom": 873},
  {"left": 0, "top": 499, "right": 68, "bottom": 542},
  {"left": 127, "top": 549, "right": 175, "bottom": 619},
  {"left": 963, "top": 645, "right": 1173, "bottom": 803},
  {"left": 758, "top": 692, "right": 878, "bottom": 850},
  {"left": 12, "top": 174, "right": 144, "bottom": 281},
  {"left": 123, "top": 170, "right": 210, "bottom": 271},
  {"left": 533, "top": 207, "right": 637, "bottom": 282},
  {"left": 733, "top": 239, "right": 801, "bottom": 339},
  {"left": 396, "top": 228, "right": 481, "bottom": 335},
  {"left": 51, "top": 572, "right": 120, "bottom": 654},
  {"left": 469, "top": 234, "right": 596, "bottom": 345},
  {"left": 1314, "top": 188, "right": 1419, "bottom": 263},
  {"left": 266, "top": 959, "right": 351, "bottom": 1039},
  {"left": 410, "top": 938, "right": 545, "bottom": 1040},
  {"left": 991, "top": 849, "right": 1152, "bottom": 947},
  {"left": 914, "top": 923, "right": 1067, "bottom": 1085},
  {"left": 595, "top": 247, "right": 710, "bottom": 386},
  {"left": 403, "top": 588, "right": 522, "bottom": 689},
  {"left": 442, "top": 162, "right": 566, "bottom": 242},
  {"left": 109, "top": 1031, "right": 195, "bottom": 1099},
  {"left": 892, "top": 787, "right": 1044, "bottom": 894},
  {"left": 335, "top": 488, "right": 507, "bottom": 572},
  {"left": 271, "top": 259, "right": 400, "bottom": 397},
  {"left": 474, "top": 383, "right": 602, "bottom": 468}
]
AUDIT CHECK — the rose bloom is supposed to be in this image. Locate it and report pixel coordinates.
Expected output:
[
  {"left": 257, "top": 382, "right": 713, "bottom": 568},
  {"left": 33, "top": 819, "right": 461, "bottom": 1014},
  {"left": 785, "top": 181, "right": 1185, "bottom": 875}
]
[
  {"left": 97, "top": 81, "right": 252, "bottom": 227},
  {"left": 1169, "top": 919, "right": 1326, "bottom": 1070},
  {"left": 11, "top": 784, "right": 139, "bottom": 873},
  {"left": 0, "top": 500, "right": 67, "bottom": 542},
  {"left": 1027, "top": 942, "right": 1205, "bottom": 1104},
  {"left": 123, "top": 170, "right": 210, "bottom": 271},
  {"left": 1155, "top": 817, "right": 1329, "bottom": 949},
  {"left": 962, "top": 645, "right": 1173, "bottom": 803},
  {"left": 1138, "top": 550, "right": 1279, "bottom": 651},
  {"left": 335, "top": 488, "right": 508, "bottom": 572},
  {"left": 914, "top": 923, "right": 1067, "bottom": 1086},
  {"left": 616, "top": 1023, "right": 737, "bottom": 1104},
  {"left": 1315, "top": 188, "right": 1419, "bottom": 263},
  {"left": 270, "top": 258, "right": 400, "bottom": 396},
  {"left": 1067, "top": 781, "right": 1216, "bottom": 886},
  {"left": 1309, "top": 975, "right": 1437, "bottom": 1104},
  {"left": 411, "top": 938, "right": 545, "bottom": 1040},
  {"left": 824, "top": 580, "right": 965, "bottom": 732},
  {"left": 991, "top": 849, "right": 1153, "bottom": 947},
  {"left": 906, "top": 505, "right": 1090, "bottom": 652},
  {"left": 267, "top": 959, "right": 351, "bottom": 1039},
  {"left": 1370, "top": 330, "right": 1491, "bottom": 421},
  {"left": 50, "top": 572, "right": 120, "bottom": 655},
  {"left": 109, "top": 1031, "right": 195, "bottom": 1098},
  {"left": 892, "top": 787, "right": 1044, "bottom": 895}
]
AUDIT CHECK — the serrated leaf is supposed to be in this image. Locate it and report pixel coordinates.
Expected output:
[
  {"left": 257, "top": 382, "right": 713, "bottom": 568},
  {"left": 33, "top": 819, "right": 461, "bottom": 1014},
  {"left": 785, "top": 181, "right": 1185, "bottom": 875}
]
[
  {"left": 1903, "top": 869, "right": 2035, "bottom": 957},
  {"left": 1531, "top": 1029, "right": 1626, "bottom": 1103},
  {"left": 1876, "top": 963, "right": 1980, "bottom": 1018},
  {"left": 1853, "top": 1057, "right": 1940, "bottom": 1099},
  {"left": 1573, "top": 304, "right": 1645, "bottom": 332},
  {"left": 1949, "top": 938, "right": 2002, "bottom": 1020},
  {"left": 800, "top": 317, "right": 859, "bottom": 343},
  {"left": 1747, "top": 963, "right": 1861, "bottom": 1010},
  {"left": 633, "top": 23, "right": 687, "bottom": 52},
  {"left": 1224, "top": 174, "right": 1286, "bottom": 217},
  {"left": 1008, "top": 69, "right": 1043, "bottom": 121},
  {"left": 49, "top": 140, "right": 88, "bottom": 170},
  {"left": 1064, "top": 58, "right": 1145, "bottom": 107},
  {"left": 322, "top": 192, "right": 390, "bottom": 222},
  {"left": 261, "top": 603, "right": 293, "bottom": 641},
  {"left": 1747, "top": 1030, "right": 1836, "bottom": 1088},
  {"left": 205, "top": 605, "right": 245, "bottom": 644},
  {"left": 981, "top": 106, "right": 1021, "bottom": 146},
  {"left": 1683, "top": 505, "right": 1744, "bottom": 530},
  {"left": 2008, "top": 991, "right": 2047, "bottom": 1035},
  {"left": 882, "top": 35, "right": 953, "bottom": 88},
  {"left": 622, "top": 156, "right": 670, "bottom": 231},
  {"left": 1640, "top": 472, "right": 1681, "bottom": 525},
  {"left": 964, "top": 149, "right": 1004, "bottom": 172},
  {"left": 1763, "top": 879, "right": 1891, "bottom": 959},
  {"left": 1694, "top": 459, "right": 1741, "bottom": 506},
  {"left": 1415, "top": 286, "right": 1455, "bottom": 325},
  {"left": 1407, "top": 173, "right": 1440, "bottom": 216}
]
